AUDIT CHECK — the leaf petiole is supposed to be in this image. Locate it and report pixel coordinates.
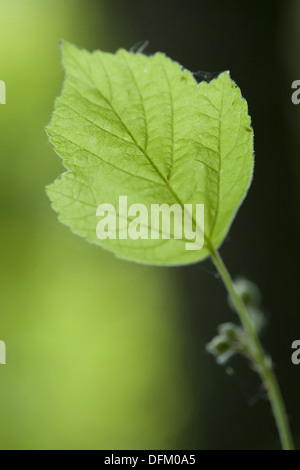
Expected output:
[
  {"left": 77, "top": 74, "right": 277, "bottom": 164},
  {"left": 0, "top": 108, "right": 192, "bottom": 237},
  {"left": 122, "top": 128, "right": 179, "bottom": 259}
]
[{"left": 210, "top": 248, "right": 295, "bottom": 450}]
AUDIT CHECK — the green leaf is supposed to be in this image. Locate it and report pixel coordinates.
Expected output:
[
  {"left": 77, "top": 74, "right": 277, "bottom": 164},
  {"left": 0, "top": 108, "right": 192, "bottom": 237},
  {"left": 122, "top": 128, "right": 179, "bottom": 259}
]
[{"left": 46, "top": 41, "right": 254, "bottom": 266}]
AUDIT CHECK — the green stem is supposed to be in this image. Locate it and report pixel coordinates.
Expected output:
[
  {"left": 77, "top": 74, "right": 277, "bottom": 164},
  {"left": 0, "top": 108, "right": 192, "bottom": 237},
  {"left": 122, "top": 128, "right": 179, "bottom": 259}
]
[{"left": 210, "top": 248, "right": 294, "bottom": 451}]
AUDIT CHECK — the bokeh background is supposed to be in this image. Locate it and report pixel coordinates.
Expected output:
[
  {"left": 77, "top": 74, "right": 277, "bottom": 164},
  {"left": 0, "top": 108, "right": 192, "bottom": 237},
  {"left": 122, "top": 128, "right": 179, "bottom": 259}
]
[{"left": 0, "top": 0, "right": 299, "bottom": 450}]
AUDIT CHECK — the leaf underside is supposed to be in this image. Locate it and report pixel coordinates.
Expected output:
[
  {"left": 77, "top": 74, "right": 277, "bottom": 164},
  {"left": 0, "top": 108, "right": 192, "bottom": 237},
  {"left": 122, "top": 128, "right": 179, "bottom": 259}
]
[{"left": 46, "top": 41, "right": 254, "bottom": 266}]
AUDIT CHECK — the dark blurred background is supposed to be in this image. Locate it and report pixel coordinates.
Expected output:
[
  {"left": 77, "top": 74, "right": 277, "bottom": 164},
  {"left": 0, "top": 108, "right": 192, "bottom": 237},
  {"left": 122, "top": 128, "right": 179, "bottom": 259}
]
[{"left": 0, "top": 0, "right": 300, "bottom": 450}]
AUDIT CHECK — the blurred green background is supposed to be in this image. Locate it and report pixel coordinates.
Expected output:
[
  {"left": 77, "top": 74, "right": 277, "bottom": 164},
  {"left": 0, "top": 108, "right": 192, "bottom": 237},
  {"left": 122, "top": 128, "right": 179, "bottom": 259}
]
[{"left": 0, "top": 0, "right": 300, "bottom": 450}]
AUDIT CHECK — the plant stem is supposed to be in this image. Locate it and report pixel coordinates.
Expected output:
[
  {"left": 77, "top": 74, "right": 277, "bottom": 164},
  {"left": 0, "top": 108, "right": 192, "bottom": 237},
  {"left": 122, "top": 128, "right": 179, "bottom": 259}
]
[{"left": 210, "top": 248, "right": 294, "bottom": 451}]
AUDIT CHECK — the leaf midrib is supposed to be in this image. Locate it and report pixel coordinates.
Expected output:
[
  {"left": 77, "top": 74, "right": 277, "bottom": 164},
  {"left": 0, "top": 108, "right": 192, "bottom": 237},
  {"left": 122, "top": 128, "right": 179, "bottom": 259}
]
[{"left": 66, "top": 51, "right": 224, "bottom": 250}]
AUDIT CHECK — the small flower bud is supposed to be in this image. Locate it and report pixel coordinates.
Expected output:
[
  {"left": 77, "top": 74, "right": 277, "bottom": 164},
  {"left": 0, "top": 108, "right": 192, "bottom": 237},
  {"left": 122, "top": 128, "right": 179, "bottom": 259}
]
[
  {"left": 228, "top": 278, "right": 262, "bottom": 311},
  {"left": 206, "top": 335, "right": 235, "bottom": 365}
]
